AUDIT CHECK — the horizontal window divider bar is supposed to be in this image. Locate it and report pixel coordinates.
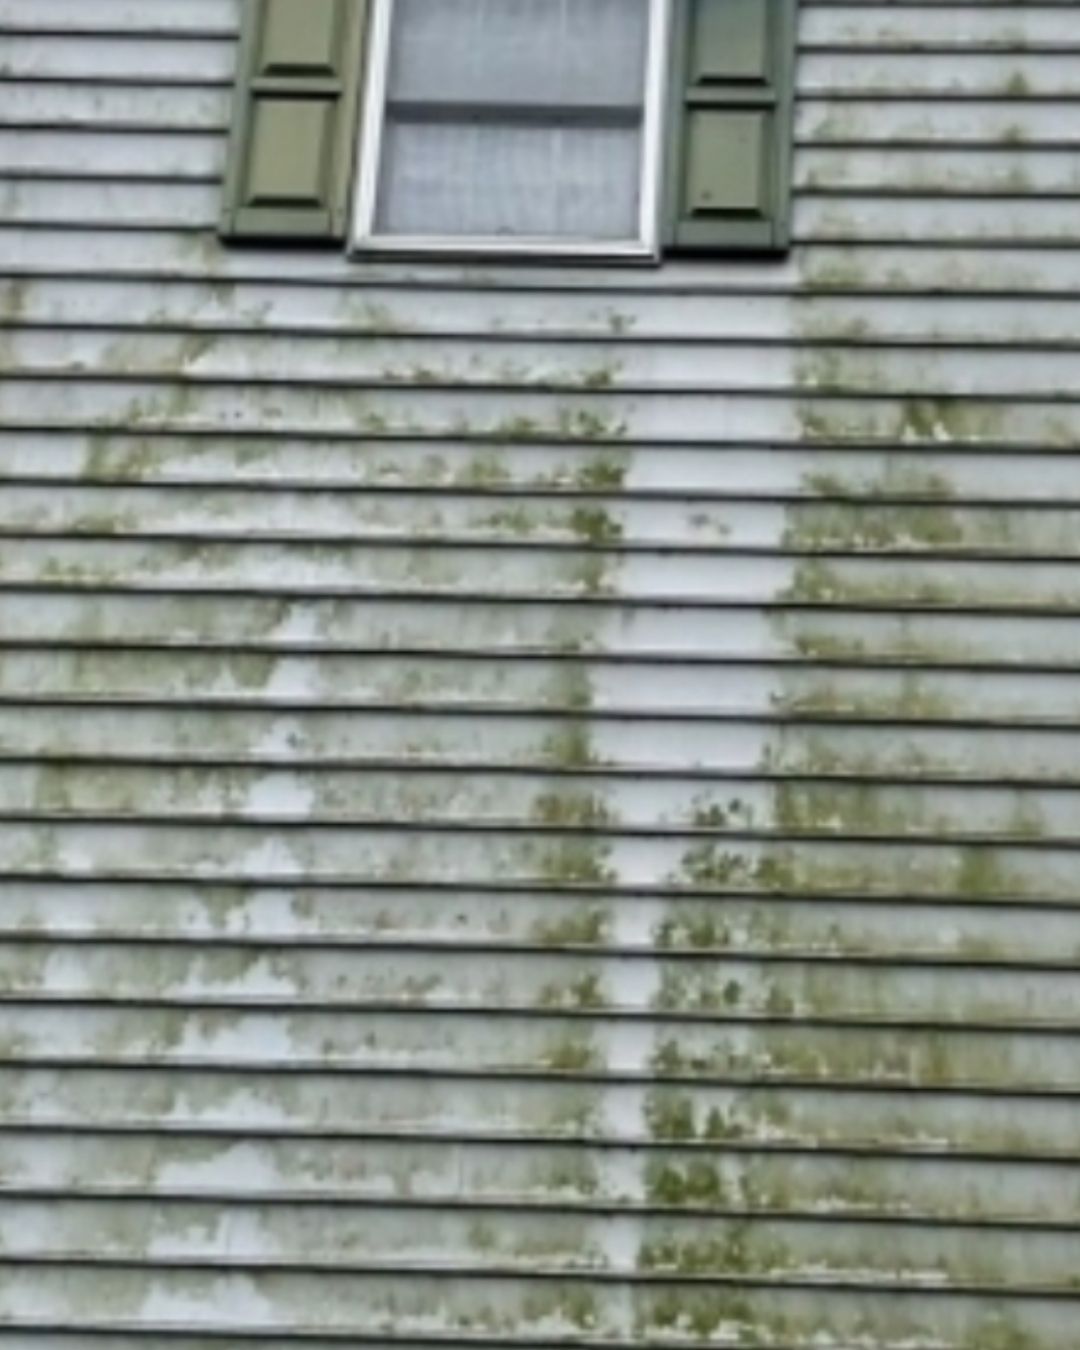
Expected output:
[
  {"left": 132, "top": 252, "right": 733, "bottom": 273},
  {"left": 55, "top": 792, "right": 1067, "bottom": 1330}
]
[{"left": 384, "top": 99, "right": 641, "bottom": 128}]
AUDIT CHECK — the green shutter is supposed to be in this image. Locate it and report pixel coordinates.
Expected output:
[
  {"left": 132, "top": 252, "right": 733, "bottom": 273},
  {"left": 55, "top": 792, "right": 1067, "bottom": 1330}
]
[
  {"left": 220, "top": 0, "right": 368, "bottom": 243},
  {"left": 664, "top": 0, "right": 797, "bottom": 254}
]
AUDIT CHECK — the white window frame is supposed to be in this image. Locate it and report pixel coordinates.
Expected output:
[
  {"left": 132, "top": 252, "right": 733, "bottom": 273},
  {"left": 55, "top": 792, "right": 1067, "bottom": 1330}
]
[{"left": 351, "top": 0, "right": 671, "bottom": 260}]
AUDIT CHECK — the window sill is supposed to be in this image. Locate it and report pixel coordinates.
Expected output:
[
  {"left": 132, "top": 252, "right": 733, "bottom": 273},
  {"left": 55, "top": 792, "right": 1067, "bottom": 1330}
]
[{"left": 349, "top": 235, "right": 662, "bottom": 267}]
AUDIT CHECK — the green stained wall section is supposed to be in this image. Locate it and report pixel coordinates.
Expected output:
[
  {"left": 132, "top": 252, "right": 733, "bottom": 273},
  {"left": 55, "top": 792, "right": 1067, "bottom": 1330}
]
[{"left": 1, "top": 1, "right": 1080, "bottom": 1345}]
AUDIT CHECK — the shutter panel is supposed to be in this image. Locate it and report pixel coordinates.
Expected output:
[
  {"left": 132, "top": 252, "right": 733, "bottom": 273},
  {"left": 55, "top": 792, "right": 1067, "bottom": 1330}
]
[
  {"left": 220, "top": 0, "right": 368, "bottom": 243},
  {"left": 664, "top": 0, "right": 797, "bottom": 253}
]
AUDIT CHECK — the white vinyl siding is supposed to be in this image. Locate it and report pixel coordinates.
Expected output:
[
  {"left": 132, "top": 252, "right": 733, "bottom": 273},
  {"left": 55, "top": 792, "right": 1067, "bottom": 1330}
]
[{"left": 1, "top": 2, "right": 1079, "bottom": 1347}]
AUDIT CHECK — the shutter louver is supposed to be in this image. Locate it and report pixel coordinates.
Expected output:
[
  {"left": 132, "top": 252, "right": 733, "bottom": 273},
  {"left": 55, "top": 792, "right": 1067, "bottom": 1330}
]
[
  {"left": 665, "top": 0, "right": 797, "bottom": 253},
  {"left": 221, "top": 0, "right": 367, "bottom": 243}
]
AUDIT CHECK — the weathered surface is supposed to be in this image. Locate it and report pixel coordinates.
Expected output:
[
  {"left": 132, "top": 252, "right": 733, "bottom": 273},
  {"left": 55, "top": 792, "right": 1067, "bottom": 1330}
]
[{"left": 1, "top": 1, "right": 1080, "bottom": 1345}]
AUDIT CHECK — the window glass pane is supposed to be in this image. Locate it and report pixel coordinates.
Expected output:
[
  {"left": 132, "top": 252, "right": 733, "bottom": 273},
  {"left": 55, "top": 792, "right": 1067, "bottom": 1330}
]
[
  {"left": 376, "top": 121, "right": 641, "bottom": 239},
  {"left": 387, "top": 0, "right": 650, "bottom": 108},
  {"left": 364, "top": 0, "right": 660, "bottom": 248}
]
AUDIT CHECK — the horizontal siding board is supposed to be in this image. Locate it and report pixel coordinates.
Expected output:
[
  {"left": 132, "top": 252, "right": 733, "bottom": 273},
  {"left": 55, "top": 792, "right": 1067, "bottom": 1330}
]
[
  {"left": 0, "top": 0, "right": 235, "bottom": 30},
  {"left": 2, "top": 1268, "right": 1079, "bottom": 1346},
  {"left": 2, "top": 0, "right": 1079, "bottom": 1346},
  {"left": 0, "top": 35, "right": 237, "bottom": 81},
  {"left": 0, "top": 941, "right": 1077, "bottom": 1028},
  {"left": 5, "top": 876, "right": 1080, "bottom": 954},
  {"left": 796, "top": 51, "right": 1080, "bottom": 94},
  {"left": 9, "top": 329, "right": 1080, "bottom": 394},
  {"left": 9, "top": 822, "right": 1080, "bottom": 904},
  {"left": 4, "top": 652, "right": 1080, "bottom": 721},
  {"left": 4, "top": 384, "right": 1080, "bottom": 448},
  {"left": 1, "top": 1005, "right": 1079, "bottom": 1094},
  {"left": 4, "top": 437, "right": 1080, "bottom": 505},
  {"left": 10, "top": 542, "right": 1080, "bottom": 607},
  {"left": 5, "top": 1065, "right": 1080, "bottom": 1154},
  {"left": 5, "top": 1201, "right": 1080, "bottom": 1290},
  {"left": 9, "top": 591, "right": 1080, "bottom": 664},
  {"left": 7, "top": 709, "right": 1080, "bottom": 782},
  {"left": 3, "top": 1131, "right": 1079, "bottom": 1228},
  {"left": 18, "top": 488, "right": 1080, "bottom": 550},
  {"left": 12, "top": 278, "right": 1080, "bottom": 344},
  {"left": 797, "top": 99, "right": 1080, "bottom": 143},
  {"left": 0, "top": 84, "right": 229, "bottom": 128},
  {"left": 9, "top": 501, "right": 1080, "bottom": 560},
  {"left": 799, "top": 6, "right": 1080, "bottom": 46}
]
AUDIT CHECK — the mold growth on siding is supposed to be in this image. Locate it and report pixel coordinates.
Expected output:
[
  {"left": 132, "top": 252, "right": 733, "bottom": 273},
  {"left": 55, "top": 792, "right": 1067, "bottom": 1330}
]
[
  {"left": 16, "top": 273, "right": 636, "bottom": 1280},
  {"left": 10, "top": 34, "right": 1078, "bottom": 1334},
  {"left": 634, "top": 207, "right": 1071, "bottom": 1340}
]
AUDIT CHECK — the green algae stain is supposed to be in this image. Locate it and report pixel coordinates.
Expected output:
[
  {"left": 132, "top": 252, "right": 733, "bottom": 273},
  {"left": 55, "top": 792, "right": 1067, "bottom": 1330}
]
[
  {"left": 541, "top": 1028, "right": 601, "bottom": 1073},
  {"left": 634, "top": 245, "right": 1061, "bottom": 1339},
  {"left": 645, "top": 1155, "right": 730, "bottom": 1208},
  {"left": 530, "top": 907, "right": 611, "bottom": 948},
  {"left": 0, "top": 278, "right": 29, "bottom": 372}
]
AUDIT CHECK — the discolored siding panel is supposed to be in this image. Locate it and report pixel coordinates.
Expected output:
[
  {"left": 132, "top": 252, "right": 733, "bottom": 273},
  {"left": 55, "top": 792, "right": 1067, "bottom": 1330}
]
[{"left": 1, "top": 1, "right": 1080, "bottom": 1346}]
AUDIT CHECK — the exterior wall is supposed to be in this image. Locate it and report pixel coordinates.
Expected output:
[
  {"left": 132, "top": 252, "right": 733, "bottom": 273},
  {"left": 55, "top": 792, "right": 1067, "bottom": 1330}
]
[{"left": 1, "top": 1, "right": 1080, "bottom": 1345}]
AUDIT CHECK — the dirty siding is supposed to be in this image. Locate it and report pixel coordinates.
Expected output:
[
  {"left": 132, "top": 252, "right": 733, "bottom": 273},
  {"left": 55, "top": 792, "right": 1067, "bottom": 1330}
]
[{"left": 0, "top": 0, "right": 1079, "bottom": 1345}]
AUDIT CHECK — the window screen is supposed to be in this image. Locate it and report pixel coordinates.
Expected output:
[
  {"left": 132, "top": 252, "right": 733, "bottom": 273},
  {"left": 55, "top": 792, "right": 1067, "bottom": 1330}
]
[{"left": 357, "top": 0, "right": 663, "bottom": 253}]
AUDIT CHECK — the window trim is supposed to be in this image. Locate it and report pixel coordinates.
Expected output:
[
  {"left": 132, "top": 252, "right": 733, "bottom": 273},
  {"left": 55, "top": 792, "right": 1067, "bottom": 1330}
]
[{"left": 350, "top": 0, "right": 672, "bottom": 261}]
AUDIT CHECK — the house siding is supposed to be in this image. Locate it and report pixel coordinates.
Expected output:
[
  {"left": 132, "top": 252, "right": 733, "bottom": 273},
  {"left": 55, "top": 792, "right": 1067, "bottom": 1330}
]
[{"left": 1, "top": 1, "right": 1080, "bottom": 1345}]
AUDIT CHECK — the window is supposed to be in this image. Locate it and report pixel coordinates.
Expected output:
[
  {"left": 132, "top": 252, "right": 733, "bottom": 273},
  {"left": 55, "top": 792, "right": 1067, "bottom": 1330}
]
[
  {"left": 354, "top": 0, "right": 668, "bottom": 257},
  {"left": 221, "top": 0, "right": 797, "bottom": 259}
]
